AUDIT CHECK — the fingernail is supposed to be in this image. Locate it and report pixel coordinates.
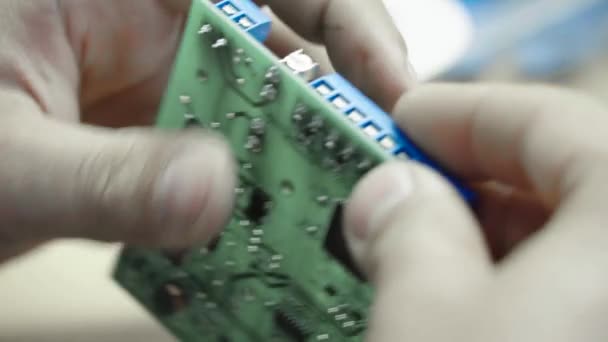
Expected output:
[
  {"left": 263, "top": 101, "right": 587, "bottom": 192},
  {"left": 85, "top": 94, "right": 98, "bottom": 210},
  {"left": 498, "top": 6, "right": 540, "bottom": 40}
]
[
  {"left": 347, "top": 161, "right": 415, "bottom": 241},
  {"left": 153, "top": 141, "right": 234, "bottom": 242}
]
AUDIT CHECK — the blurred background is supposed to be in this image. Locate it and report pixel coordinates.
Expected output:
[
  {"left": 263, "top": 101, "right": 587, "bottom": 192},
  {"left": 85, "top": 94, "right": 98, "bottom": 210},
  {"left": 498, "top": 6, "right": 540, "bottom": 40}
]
[{"left": 2, "top": 0, "right": 608, "bottom": 341}]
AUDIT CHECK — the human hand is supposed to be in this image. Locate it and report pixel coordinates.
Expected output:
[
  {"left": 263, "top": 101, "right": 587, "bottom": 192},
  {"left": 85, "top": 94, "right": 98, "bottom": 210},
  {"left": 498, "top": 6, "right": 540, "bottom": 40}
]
[
  {"left": 344, "top": 84, "right": 608, "bottom": 341},
  {"left": 0, "top": 0, "right": 412, "bottom": 262}
]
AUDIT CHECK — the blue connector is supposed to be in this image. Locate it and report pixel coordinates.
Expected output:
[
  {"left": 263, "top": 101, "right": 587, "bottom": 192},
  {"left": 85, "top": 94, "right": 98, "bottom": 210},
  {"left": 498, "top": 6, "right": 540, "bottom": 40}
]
[
  {"left": 310, "top": 73, "right": 476, "bottom": 203},
  {"left": 215, "top": 0, "right": 272, "bottom": 43}
]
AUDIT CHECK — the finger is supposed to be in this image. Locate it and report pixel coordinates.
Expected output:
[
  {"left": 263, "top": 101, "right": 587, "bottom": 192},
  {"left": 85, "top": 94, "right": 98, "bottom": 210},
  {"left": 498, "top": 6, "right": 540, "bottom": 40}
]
[
  {"left": 0, "top": 115, "right": 236, "bottom": 249},
  {"left": 261, "top": 0, "right": 414, "bottom": 110},
  {"left": 261, "top": 7, "right": 334, "bottom": 74},
  {"left": 393, "top": 83, "right": 608, "bottom": 207},
  {"left": 478, "top": 168, "right": 608, "bottom": 342},
  {"left": 344, "top": 161, "right": 493, "bottom": 341},
  {"left": 474, "top": 182, "right": 549, "bottom": 260}
]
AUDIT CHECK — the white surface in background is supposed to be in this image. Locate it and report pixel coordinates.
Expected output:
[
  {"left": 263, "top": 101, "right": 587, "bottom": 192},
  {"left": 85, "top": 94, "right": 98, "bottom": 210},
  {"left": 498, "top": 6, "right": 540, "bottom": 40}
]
[
  {"left": 0, "top": 1, "right": 473, "bottom": 341},
  {"left": 383, "top": 0, "right": 473, "bottom": 80}
]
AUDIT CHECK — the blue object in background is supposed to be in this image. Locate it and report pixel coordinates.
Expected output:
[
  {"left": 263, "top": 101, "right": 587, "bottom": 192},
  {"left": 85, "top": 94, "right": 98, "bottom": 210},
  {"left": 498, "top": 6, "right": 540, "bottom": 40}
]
[{"left": 444, "top": 0, "right": 608, "bottom": 79}]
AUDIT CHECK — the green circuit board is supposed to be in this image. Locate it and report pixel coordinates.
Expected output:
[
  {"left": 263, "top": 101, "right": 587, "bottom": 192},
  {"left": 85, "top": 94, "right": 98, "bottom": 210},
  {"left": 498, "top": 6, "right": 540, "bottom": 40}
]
[
  {"left": 112, "top": 1, "right": 392, "bottom": 341},
  {"left": 111, "top": 0, "right": 483, "bottom": 340}
]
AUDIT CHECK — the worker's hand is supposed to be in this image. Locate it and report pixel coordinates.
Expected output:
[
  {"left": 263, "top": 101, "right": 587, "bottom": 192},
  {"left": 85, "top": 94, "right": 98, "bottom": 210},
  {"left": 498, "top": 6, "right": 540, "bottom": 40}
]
[
  {"left": 344, "top": 84, "right": 608, "bottom": 342},
  {"left": 0, "top": 0, "right": 411, "bottom": 263}
]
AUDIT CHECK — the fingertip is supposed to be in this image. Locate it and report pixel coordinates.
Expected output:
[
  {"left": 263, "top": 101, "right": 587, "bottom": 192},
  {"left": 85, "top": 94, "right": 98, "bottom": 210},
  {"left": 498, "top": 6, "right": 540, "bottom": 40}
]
[
  {"left": 343, "top": 161, "right": 415, "bottom": 274},
  {"left": 151, "top": 135, "right": 237, "bottom": 248}
]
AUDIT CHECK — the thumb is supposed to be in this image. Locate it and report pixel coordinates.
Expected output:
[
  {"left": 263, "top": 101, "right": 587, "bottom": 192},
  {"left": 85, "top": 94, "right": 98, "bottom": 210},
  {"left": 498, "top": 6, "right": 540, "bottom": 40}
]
[
  {"left": 0, "top": 117, "right": 236, "bottom": 249},
  {"left": 343, "top": 161, "right": 492, "bottom": 341}
]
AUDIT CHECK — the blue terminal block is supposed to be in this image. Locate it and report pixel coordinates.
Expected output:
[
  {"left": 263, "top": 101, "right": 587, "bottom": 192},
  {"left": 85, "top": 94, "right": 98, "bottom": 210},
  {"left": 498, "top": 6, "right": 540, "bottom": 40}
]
[
  {"left": 215, "top": 0, "right": 272, "bottom": 43},
  {"left": 310, "top": 73, "right": 476, "bottom": 203}
]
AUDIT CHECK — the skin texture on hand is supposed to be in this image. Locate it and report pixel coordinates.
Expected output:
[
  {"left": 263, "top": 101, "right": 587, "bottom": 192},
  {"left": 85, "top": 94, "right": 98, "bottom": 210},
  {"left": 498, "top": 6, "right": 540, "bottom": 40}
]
[
  {"left": 0, "top": 0, "right": 412, "bottom": 262},
  {"left": 344, "top": 83, "right": 608, "bottom": 342}
]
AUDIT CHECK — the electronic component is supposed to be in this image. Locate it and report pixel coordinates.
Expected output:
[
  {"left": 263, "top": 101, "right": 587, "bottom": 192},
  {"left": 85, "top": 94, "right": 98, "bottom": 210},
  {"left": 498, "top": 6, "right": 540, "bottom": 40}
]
[
  {"left": 281, "top": 49, "right": 321, "bottom": 81},
  {"left": 216, "top": 0, "right": 271, "bottom": 42},
  {"left": 113, "top": 0, "right": 476, "bottom": 341}
]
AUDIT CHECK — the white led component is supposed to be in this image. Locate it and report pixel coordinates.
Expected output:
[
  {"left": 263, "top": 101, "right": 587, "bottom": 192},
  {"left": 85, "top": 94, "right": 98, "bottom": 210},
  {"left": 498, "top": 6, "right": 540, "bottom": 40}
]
[
  {"left": 347, "top": 109, "right": 365, "bottom": 123},
  {"left": 281, "top": 49, "right": 320, "bottom": 81},
  {"left": 221, "top": 3, "right": 238, "bottom": 15},
  {"left": 331, "top": 95, "right": 350, "bottom": 110},
  {"left": 363, "top": 123, "right": 380, "bottom": 137},
  {"left": 379, "top": 136, "right": 396, "bottom": 149}
]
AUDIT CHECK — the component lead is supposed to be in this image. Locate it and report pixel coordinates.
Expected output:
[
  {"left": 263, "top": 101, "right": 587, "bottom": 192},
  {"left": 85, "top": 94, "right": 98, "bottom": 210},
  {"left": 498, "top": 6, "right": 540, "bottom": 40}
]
[
  {"left": 327, "top": 307, "right": 340, "bottom": 314},
  {"left": 259, "top": 84, "right": 277, "bottom": 101},
  {"left": 305, "top": 226, "right": 319, "bottom": 233},
  {"left": 212, "top": 38, "right": 228, "bottom": 49},
  {"left": 335, "top": 313, "right": 348, "bottom": 321},
  {"left": 317, "top": 334, "right": 330, "bottom": 340},
  {"left": 249, "top": 237, "right": 262, "bottom": 244},
  {"left": 316, "top": 195, "right": 329, "bottom": 205},
  {"left": 198, "top": 24, "right": 213, "bottom": 34},
  {"left": 179, "top": 95, "right": 191, "bottom": 104}
]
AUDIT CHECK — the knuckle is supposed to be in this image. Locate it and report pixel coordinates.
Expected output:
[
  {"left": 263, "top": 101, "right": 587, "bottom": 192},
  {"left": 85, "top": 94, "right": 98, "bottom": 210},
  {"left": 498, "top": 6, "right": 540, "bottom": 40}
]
[{"left": 74, "top": 135, "right": 164, "bottom": 240}]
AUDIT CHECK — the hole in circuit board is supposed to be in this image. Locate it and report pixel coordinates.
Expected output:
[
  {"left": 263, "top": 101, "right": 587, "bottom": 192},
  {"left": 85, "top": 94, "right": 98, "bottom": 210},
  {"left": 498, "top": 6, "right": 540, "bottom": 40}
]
[{"left": 245, "top": 187, "right": 272, "bottom": 224}]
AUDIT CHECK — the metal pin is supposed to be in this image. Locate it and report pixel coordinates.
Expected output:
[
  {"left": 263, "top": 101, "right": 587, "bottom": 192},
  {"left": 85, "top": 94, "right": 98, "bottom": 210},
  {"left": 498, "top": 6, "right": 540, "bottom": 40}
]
[
  {"left": 260, "top": 84, "right": 277, "bottom": 101},
  {"left": 239, "top": 220, "right": 251, "bottom": 227},
  {"left": 327, "top": 307, "right": 340, "bottom": 314},
  {"left": 243, "top": 163, "right": 253, "bottom": 170},
  {"left": 252, "top": 229, "right": 264, "bottom": 236},
  {"left": 179, "top": 95, "right": 191, "bottom": 104},
  {"left": 271, "top": 254, "right": 283, "bottom": 261},
  {"left": 210, "top": 122, "right": 221, "bottom": 129},
  {"left": 335, "top": 314, "right": 348, "bottom": 321},
  {"left": 212, "top": 280, "right": 224, "bottom": 287},
  {"left": 342, "top": 321, "right": 355, "bottom": 328},
  {"left": 226, "top": 112, "right": 237, "bottom": 119},
  {"left": 305, "top": 226, "right": 319, "bottom": 233},
  {"left": 357, "top": 159, "right": 372, "bottom": 170},
  {"left": 247, "top": 245, "right": 259, "bottom": 253},
  {"left": 198, "top": 24, "right": 212, "bottom": 34},
  {"left": 317, "top": 334, "right": 330, "bottom": 341},
  {"left": 235, "top": 187, "right": 245, "bottom": 194},
  {"left": 250, "top": 237, "right": 262, "bottom": 244},
  {"left": 212, "top": 38, "right": 228, "bottom": 49},
  {"left": 245, "top": 135, "right": 262, "bottom": 152},
  {"left": 236, "top": 78, "right": 246, "bottom": 85},
  {"left": 316, "top": 195, "right": 329, "bottom": 205}
]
